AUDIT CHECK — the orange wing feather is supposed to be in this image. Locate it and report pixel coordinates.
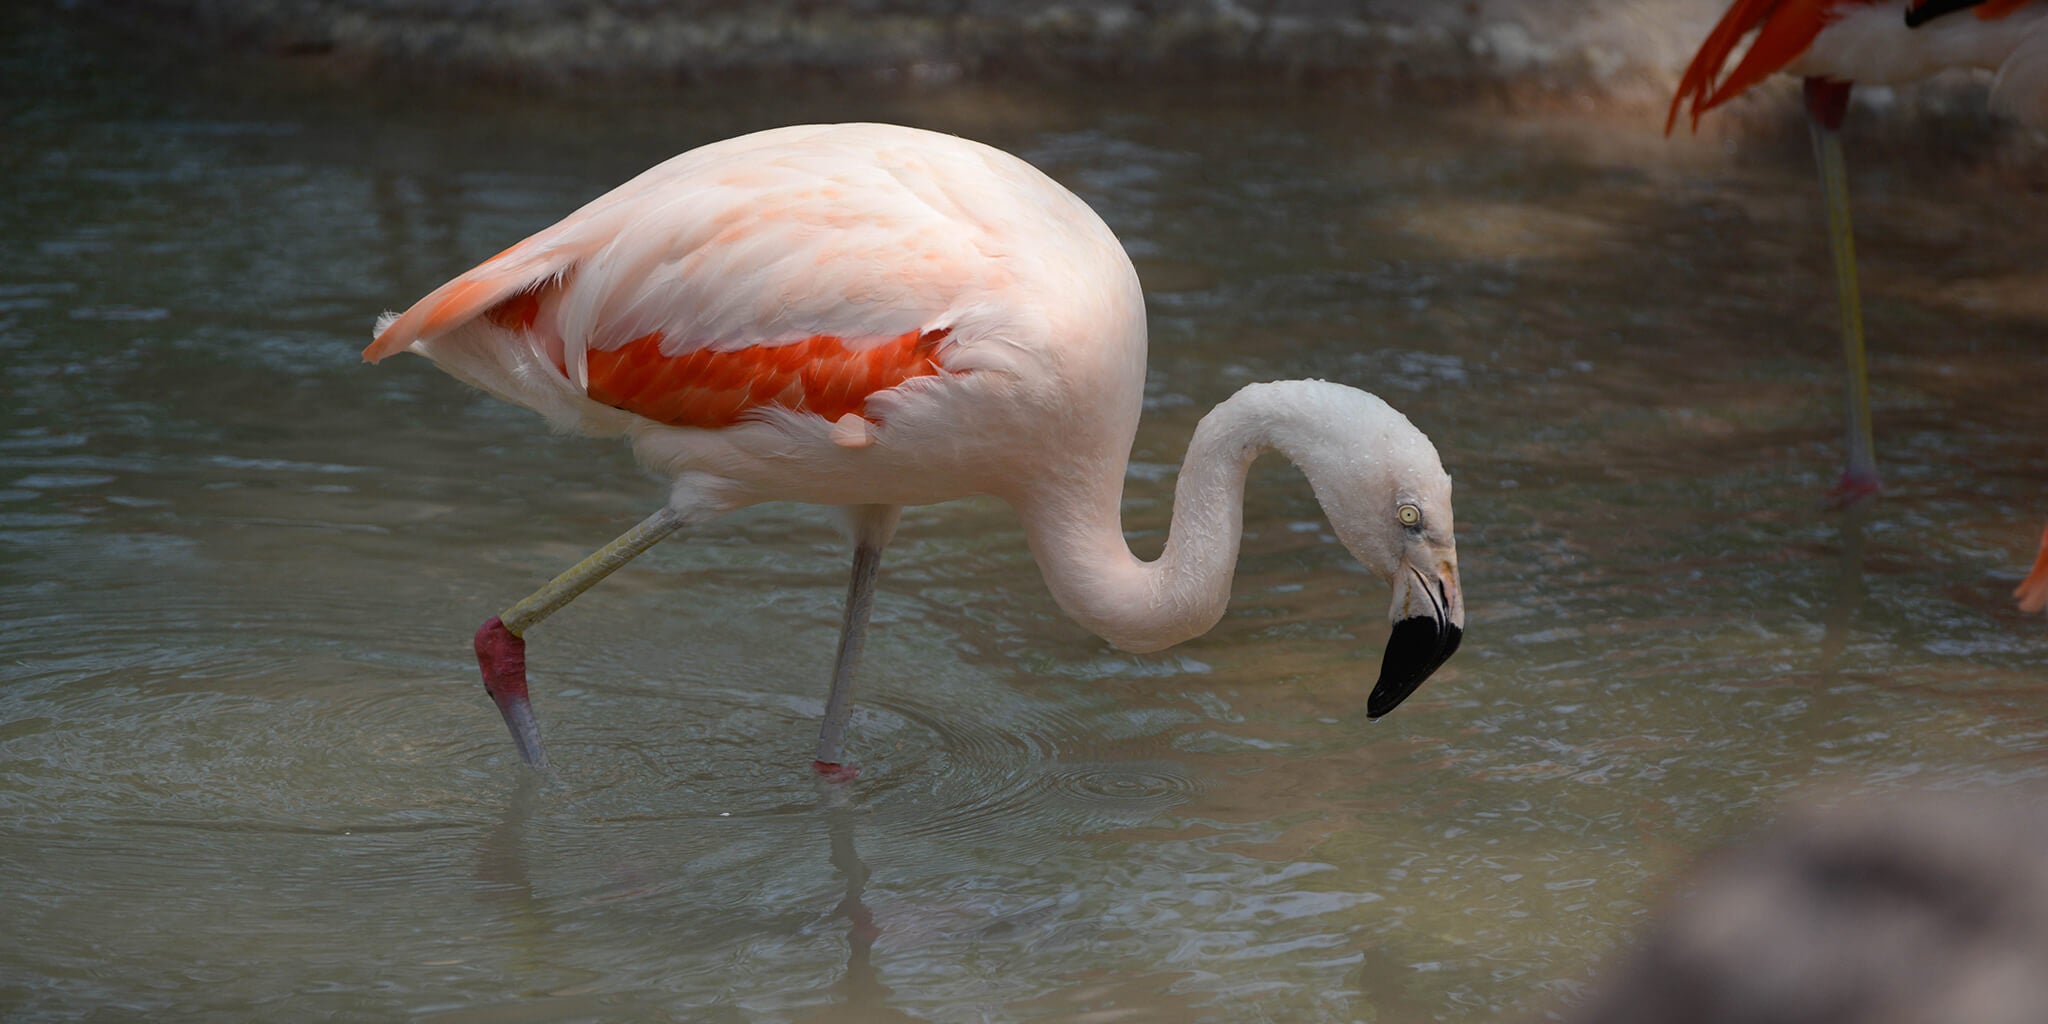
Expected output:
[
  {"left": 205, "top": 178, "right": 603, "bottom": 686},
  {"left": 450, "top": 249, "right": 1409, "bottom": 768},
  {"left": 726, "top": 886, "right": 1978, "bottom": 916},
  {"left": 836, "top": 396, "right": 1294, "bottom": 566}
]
[
  {"left": 583, "top": 328, "right": 951, "bottom": 430},
  {"left": 367, "top": 235, "right": 952, "bottom": 430}
]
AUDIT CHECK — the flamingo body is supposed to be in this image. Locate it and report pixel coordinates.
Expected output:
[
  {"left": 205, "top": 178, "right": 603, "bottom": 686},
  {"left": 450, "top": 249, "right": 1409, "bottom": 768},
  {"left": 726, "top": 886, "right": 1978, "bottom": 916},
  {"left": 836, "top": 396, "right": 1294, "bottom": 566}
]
[
  {"left": 371, "top": 124, "right": 1144, "bottom": 515},
  {"left": 369, "top": 124, "right": 1466, "bottom": 768},
  {"left": 1670, "top": 0, "right": 2048, "bottom": 132}
]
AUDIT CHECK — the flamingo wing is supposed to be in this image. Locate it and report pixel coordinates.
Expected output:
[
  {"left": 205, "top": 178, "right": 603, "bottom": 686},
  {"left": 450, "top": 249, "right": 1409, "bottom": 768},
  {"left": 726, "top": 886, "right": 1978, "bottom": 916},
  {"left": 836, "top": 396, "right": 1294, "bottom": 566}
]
[{"left": 366, "top": 124, "right": 1025, "bottom": 429}]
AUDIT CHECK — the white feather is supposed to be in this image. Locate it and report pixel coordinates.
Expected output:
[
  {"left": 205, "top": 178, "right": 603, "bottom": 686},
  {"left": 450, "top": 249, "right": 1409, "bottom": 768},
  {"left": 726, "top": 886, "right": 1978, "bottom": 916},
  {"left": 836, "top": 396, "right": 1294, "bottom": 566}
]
[
  {"left": 1791, "top": 0, "right": 2048, "bottom": 89},
  {"left": 1992, "top": 17, "right": 2048, "bottom": 127}
]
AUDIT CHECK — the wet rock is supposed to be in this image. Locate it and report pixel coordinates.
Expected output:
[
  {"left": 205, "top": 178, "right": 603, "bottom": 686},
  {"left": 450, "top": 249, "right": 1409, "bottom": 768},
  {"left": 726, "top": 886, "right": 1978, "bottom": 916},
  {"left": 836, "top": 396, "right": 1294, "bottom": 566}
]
[
  {"left": 66, "top": 0, "right": 2037, "bottom": 139},
  {"left": 67, "top": 0, "right": 1742, "bottom": 98}
]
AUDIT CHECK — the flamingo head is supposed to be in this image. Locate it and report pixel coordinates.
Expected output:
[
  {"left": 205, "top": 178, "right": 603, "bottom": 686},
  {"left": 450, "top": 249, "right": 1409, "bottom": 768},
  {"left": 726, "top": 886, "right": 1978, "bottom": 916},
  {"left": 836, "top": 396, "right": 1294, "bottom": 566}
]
[{"left": 1291, "top": 385, "right": 1464, "bottom": 719}]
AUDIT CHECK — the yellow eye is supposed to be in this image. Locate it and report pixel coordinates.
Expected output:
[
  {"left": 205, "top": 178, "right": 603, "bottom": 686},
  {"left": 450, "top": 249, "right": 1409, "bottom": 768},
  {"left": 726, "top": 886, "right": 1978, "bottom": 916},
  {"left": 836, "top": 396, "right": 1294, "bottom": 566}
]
[{"left": 1397, "top": 503, "right": 1421, "bottom": 527}]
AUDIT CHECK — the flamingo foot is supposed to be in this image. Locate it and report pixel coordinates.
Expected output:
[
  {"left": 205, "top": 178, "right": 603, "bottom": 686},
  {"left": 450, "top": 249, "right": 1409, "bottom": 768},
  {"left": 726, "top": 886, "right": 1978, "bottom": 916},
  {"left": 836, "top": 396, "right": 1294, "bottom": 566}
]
[
  {"left": 2017, "top": 525, "right": 2048, "bottom": 614},
  {"left": 1826, "top": 470, "right": 1881, "bottom": 507},
  {"left": 848, "top": 904, "right": 881, "bottom": 944},
  {"left": 475, "top": 617, "right": 550, "bottom": 769},
  {"left": 813, "top": 760, "right": 861, "bottom": 783},
  {"left": 2019, "top": 576, "right": 2048, "bottom": 615}
]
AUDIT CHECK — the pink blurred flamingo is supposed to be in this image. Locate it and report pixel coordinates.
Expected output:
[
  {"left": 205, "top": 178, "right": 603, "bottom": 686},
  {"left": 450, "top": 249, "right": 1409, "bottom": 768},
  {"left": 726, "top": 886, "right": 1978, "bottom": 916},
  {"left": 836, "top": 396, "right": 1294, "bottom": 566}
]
[
  {"left": 366, "top": 123, "right": 1466, "bottom": 775},
  {"left": 1668, "top": 0, "right": 2048, "bottom": 610}
]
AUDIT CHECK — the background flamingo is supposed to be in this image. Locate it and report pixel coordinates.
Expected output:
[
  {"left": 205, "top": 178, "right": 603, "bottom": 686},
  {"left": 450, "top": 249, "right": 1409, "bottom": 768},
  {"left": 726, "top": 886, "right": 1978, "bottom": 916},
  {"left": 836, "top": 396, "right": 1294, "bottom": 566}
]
[
  {"left": 1667, "top": 0, "right": 2048, "bottom": 610},
  {"left": 365, "top": 122, "right": 1466, "bottom": 775}
]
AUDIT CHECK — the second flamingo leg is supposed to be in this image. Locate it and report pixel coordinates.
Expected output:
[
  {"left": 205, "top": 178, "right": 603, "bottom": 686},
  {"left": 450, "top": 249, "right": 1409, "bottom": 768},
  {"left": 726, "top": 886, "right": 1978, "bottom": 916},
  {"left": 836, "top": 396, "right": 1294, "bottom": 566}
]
[
  {"left": 475, "top": 505, "right": 690, "bottom": 769},
  {"left": 814, "top": 505, "right": 901, "bottom": 781},
  {"left": 1805, "top": 77, "right": 1881, "bottom": 500}
]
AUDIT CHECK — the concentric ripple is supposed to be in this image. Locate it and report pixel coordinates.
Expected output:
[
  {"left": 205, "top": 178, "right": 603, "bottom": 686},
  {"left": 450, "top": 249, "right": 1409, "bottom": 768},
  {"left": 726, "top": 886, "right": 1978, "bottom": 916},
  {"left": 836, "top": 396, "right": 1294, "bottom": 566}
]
[
  {"left": 1043, "top": 760, "right": 1202, "bottom": 811},
  {"left": 846, "top": 682, "right": 1202, "bottom": 856}
]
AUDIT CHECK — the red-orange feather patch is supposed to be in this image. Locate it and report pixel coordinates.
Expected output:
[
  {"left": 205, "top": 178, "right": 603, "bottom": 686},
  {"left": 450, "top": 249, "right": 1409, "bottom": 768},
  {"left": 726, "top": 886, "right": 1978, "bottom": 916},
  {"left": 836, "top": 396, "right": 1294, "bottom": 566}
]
[
  {"left": 484, "top": 290, "right": 543, "bottom": 332},
  {"left": 582, "top": 328, "right": 951, "bottom": 430},
  {"left": 1667, "top": 0, "right": 1880, "bottom": 133},
  {"left": 1966, "top": 0, "right": 2035, "bottom": 18}
]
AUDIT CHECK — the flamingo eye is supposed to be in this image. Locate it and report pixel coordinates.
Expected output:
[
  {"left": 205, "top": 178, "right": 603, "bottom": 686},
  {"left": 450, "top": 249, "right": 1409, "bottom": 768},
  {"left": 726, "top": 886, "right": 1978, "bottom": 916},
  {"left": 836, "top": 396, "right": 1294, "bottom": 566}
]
[{"left": 1397, "top": 503, "right": 1421, "bottom": 527}]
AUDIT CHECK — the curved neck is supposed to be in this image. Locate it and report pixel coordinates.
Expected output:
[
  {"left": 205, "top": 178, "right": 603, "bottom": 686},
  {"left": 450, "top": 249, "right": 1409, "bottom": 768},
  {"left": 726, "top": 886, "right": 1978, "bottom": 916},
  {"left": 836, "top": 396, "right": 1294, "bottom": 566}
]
[{"left": 1011, "top": 382, "right": 1318, "bottom": 654}]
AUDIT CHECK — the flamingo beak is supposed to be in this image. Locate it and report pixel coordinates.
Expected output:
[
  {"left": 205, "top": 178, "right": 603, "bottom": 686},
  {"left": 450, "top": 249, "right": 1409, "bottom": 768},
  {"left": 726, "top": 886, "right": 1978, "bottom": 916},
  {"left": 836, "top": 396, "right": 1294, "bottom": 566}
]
[{"left": 1368, "top": 559, "right": 1463, "bottom": 719}]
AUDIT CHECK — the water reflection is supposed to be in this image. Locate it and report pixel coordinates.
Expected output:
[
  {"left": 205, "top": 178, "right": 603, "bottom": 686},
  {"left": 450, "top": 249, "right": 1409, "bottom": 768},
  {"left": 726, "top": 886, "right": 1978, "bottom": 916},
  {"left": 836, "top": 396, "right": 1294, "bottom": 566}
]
[
  {"left": 469, "top": 775, "right": 918, "bottom": 1021},
  {"left": 1818, "top": 502, "right": 1871, "bottom": 681},
  {"left": 809, "top": 786, "right": 922, "bottom": 1024},
  {"left": 474, "top": 774, "right": 550, "bottom": 958}
]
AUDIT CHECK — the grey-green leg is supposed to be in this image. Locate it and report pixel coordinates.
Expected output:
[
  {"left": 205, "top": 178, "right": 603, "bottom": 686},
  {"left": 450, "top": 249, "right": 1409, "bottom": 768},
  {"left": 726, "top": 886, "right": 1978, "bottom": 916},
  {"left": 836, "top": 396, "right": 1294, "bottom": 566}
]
[
  {"left": 813, "top": 505, "right": 901, "bottom": 780},
  {"left": 1805, "top": 81, "right": 1880, "bottom": 499}
]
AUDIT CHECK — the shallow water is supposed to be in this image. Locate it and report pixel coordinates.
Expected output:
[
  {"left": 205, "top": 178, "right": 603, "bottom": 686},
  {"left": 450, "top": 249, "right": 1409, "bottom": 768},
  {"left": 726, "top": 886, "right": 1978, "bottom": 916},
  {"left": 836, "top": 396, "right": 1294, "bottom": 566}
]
[{"left": 4, "top": 8, "right": 2047, "bottom": 1021}]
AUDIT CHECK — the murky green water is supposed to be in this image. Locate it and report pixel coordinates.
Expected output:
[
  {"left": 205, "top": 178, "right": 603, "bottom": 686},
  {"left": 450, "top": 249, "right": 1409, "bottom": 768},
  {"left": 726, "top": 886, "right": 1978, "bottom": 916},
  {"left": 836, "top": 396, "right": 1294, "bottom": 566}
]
[{"left": 5, "top": 7, "right": 2047, "bottom": 1021}]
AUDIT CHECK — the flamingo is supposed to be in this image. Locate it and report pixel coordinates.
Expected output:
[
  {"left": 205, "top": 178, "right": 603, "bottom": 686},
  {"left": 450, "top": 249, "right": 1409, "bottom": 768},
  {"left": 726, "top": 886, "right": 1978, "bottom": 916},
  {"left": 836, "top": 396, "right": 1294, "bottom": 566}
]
[
  {"left": 1668, "top": 0, "right": 2048, "bottom": 498},
  {"left": 365, "top": 123, "right": 1466, "bottom": 776},
  {"left": 1667, "top": 0, "right": 2048, "bottom": 609}
]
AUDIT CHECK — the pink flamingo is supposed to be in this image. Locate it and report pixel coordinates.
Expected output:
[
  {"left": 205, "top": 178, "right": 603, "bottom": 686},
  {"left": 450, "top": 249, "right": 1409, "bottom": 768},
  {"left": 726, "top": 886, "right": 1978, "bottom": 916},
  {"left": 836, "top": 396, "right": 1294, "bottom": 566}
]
[
  {"left": 365, "top": 123, "right": 1466, "bottom": 775},
  {"left": 1669, "top": 0, "right": 2048, "bottom": 609}
]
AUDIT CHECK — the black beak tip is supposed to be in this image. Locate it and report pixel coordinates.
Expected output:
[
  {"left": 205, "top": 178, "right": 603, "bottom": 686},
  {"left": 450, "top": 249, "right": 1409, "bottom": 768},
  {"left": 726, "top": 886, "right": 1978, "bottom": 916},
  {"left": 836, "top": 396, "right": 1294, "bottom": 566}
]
[{"left": 1368, "top": 619, "right": 1463, "bottom": 719}]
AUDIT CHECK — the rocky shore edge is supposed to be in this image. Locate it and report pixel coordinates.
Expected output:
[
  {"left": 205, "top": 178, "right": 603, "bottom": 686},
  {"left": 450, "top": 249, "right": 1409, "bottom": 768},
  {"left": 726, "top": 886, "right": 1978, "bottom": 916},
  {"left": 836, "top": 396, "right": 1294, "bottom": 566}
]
[{"left": 66, "top": 0, "right": 2046, "bottom": 146}]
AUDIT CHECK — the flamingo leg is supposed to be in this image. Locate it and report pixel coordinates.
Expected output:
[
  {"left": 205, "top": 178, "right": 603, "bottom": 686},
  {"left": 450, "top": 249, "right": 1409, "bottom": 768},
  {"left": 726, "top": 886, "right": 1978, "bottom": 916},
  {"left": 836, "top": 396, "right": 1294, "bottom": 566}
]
[
  {"left": 476, "top": 505, "right": 690, "bottom": 768},
  {"left": 814, "top": 505, "right": 901, "bottom": 781},
  {"left": 1805, "top": 79, "right": 1881, "bottom": 500}
]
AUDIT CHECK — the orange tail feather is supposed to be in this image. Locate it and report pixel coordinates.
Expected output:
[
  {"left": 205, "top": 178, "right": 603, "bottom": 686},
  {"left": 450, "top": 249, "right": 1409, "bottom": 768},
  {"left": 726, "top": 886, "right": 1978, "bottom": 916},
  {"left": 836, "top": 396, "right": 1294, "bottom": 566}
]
[
  {"left": 363, "top": 241, "right": 547, "bottom": 363},
  {"left": 1668, "top": 0, "right": 1874, "bottom": 134}
]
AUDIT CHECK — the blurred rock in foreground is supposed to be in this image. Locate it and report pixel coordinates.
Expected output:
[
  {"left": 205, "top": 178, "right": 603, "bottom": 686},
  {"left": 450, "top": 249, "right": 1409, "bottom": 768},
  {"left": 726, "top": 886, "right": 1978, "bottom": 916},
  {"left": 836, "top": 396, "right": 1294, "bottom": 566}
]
[{"left": 1567, "top": 790, "right": 2048, "bottom": 1024}]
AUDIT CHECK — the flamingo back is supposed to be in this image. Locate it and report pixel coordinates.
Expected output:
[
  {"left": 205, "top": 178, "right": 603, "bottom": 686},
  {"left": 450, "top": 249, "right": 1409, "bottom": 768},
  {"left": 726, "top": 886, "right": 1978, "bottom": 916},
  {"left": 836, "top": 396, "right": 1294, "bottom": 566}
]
[{"left": 366, "top": 124, "right": 1113, "bottom": 436}]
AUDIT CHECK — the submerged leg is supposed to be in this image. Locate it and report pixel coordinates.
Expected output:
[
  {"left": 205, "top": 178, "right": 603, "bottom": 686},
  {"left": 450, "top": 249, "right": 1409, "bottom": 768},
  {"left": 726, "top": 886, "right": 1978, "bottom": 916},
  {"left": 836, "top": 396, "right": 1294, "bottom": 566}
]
[
  {"left": 476, "top": 505, "right": 690, "bottom": 769},
  {"left": 814, "top": 505, "right": 902, "bottom": 781},
  {"left": 1805, "top": 78, "right": 1880, "bottom": 501}
]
